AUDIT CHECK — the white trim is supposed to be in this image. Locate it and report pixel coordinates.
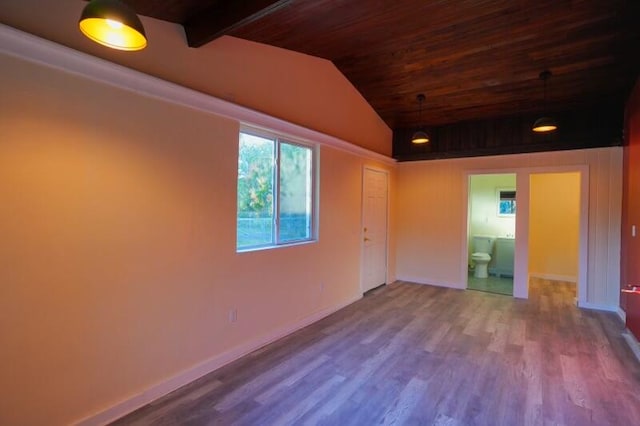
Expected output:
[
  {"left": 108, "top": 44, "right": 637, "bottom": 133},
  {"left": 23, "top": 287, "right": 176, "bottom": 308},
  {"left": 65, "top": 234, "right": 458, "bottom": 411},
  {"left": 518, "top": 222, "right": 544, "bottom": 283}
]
[
  {"left": 396, "top": 275, "right": 466, "bottom": 290},
  {"left": 577, "top": 166, "right": 590, "bottom": 307},
  {"left": 460, "top": 173, "right": 471, "bottom": 292},
  {"left": 0, "top": 24, "right": 395, "bottom": 166},
  {"left": 73, "top": 295, "right": 361, "bottom": 426},
  {"left": 578, "top": 301, "right": 619, "bottom": 313},
  {"left": 622, "top": 329, "right": 640, "bottom": 363},
  {"left": 528, "top": 273, "right": 578, "bottom": 283},
  {"left": 617, "top": 307, "right": 626, "bottom": 323},
  {"left": 513, "top": 169, "right": 529, "bottom": 299}
]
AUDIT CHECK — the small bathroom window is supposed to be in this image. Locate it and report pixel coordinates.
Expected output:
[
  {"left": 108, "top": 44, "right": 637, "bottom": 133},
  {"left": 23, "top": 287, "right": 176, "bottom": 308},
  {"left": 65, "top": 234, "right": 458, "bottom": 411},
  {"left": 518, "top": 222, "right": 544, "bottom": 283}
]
[{"left": 497, "top": 189, "right": 516, "bottom": 216}]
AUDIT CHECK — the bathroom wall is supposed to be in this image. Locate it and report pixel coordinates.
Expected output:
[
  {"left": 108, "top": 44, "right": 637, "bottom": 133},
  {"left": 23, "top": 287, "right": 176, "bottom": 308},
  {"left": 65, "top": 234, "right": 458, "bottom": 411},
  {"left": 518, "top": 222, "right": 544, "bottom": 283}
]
[
  {"left": 468, "top": 174, "right": 516, "bottom": 262},
  {"left": 529, "top": 172, "right": 581, "bottom": 282}
]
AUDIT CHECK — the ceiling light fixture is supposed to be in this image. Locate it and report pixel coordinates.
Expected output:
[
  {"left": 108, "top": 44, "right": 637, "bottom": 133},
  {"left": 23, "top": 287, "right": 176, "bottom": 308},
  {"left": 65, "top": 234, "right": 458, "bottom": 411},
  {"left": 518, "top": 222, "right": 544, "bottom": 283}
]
[
  {"left": 412, "top": 94, "right": 430, "bottom": 144},
  {"left": 532, "top": 70, "right": 557, "bottom": 133},
  {"left": 79, "top": 0, "right": 147, "bottom": 51}
]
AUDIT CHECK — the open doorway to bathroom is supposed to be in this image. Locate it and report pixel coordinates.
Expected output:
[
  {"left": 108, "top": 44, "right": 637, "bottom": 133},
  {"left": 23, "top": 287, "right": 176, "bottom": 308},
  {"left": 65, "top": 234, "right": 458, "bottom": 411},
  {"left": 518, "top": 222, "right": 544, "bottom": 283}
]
[{"left": 467, "top": 173, "right": 516, "bottom": 296}]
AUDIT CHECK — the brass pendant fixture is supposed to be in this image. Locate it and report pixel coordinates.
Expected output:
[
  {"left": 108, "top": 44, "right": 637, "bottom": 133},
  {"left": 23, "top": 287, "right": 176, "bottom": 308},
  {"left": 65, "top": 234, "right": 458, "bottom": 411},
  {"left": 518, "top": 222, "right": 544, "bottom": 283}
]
[
  {"left": 79, "top": 0, "right": 147, "bottom": 51},
  {"left": 532, "top": 70, "right": 557, "bottom": 133},
  {"left": 411, "top": 94, "right": 430, "bottom": 144}
]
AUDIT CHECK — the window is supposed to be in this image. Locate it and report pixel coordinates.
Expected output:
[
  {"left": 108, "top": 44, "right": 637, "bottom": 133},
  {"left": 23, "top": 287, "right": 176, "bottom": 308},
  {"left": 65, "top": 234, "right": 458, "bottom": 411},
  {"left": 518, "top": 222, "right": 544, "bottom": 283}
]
[
  {"left": 498, "top": 189, "right": 516, "bottom": 216},
  {"left": 236, "top": 129, "right": 316, "bottom": 250}
]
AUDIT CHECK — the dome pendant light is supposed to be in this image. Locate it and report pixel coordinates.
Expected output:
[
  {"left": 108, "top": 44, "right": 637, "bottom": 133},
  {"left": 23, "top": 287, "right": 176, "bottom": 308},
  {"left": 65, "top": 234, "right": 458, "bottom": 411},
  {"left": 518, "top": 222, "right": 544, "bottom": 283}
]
[
  {"left": 79, "top": 0, "right": 147, "bottom": 51},
  {"left": 411, "top": 94, "right": 430, "bottom": 144},
  {"left": 532, "top": 70, "right": 557, "bottom": 133}
]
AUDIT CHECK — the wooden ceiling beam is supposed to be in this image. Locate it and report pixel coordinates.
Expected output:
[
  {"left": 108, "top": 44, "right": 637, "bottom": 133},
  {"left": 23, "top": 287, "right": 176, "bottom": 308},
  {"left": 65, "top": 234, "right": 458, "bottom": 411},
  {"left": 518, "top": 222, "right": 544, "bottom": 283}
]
[{"left": 184, "top": 0, "right": 293, "bottom": 48}]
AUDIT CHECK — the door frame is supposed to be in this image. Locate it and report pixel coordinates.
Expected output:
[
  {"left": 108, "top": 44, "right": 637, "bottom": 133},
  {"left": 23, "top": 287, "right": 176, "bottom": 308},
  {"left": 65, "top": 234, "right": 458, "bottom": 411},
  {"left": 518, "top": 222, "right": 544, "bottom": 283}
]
[
  {"left": 461, "top": 165, "right": 589, "bottom": 302},
  {"left": 361, "top": 166, "right": 390, "bottom": 294}
]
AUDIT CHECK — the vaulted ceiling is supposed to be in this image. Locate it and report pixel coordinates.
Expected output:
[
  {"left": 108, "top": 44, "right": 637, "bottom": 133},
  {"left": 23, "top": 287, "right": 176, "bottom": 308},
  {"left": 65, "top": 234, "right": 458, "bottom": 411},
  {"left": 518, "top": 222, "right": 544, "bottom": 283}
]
[{"left": 127, "top": 0, "right": 639, "bottom": 130}]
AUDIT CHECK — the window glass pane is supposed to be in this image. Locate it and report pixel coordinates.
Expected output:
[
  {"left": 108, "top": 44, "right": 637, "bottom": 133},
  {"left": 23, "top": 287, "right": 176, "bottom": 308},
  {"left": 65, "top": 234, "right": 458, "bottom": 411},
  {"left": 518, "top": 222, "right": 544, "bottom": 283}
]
[
  {"left": 499, "top": 190, "right": 516, "bottom": 215},
  {"left": 278, "top": 142, "right": 312, "bottom": 243},
  {"left": 499, "top": 200, "right": 516, "bottom": 215},
  {"left": 237, "top": 133, "right": 275, "bottom": 248}
]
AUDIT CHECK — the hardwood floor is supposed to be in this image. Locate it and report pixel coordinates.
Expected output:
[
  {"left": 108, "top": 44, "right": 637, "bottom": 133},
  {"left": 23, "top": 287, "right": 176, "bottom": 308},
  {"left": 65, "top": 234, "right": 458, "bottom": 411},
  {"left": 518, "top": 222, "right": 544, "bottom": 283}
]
[{"left": 113, "top": 279, "right": 640, "bottom": 425}]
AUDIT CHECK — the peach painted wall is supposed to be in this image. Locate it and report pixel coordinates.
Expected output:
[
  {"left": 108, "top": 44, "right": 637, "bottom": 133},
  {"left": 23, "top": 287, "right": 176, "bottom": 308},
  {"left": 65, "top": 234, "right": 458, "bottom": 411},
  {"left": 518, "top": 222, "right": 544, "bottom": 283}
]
[
  {"left": 529, "top": 173, "right": 580, "bottom": 282},
  {"left": 0, "top": 0, "right": 392, "bottom": 156},
  {"left": 0, "top": 48, "right": 394, "bottom": 425},
  {"left": 395, "top": 148, "right": 622, "bottom": 308}
]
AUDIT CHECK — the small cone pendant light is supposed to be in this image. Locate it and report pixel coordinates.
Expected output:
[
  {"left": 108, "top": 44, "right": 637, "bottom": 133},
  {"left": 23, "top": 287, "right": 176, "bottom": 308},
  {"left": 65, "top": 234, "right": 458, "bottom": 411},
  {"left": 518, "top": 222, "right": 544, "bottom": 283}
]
[
  {"left": 79, "top": 0, "right": 147, "bottom": 51},
  {"left": 412, "top": 94, "right": 430, "bottom": 144},
  {"left": 532, "top": 70, "right": 557, "bottom": 133}
]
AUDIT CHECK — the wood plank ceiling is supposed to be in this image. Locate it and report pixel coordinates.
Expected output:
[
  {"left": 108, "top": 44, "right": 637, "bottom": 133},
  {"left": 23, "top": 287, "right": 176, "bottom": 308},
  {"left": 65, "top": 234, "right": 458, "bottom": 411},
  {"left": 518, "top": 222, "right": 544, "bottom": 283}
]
[{"left": 129, "top": 0, "right": 638, "bottom": 130}]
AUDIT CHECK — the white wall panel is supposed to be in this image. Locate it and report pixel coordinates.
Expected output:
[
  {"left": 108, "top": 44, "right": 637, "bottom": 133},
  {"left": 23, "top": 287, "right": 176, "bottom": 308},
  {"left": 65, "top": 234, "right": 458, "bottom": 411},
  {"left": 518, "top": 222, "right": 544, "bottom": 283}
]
[{"left": 396, "top": 147, "right": 623, "bottom": 310}]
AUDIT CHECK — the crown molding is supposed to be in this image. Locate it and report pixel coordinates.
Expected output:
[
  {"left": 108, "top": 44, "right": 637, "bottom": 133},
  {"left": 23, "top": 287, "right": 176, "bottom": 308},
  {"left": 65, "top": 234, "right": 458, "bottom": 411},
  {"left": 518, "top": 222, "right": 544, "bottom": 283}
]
[{"left": 0, "top": 23, "right": 395, "bottom": 165}]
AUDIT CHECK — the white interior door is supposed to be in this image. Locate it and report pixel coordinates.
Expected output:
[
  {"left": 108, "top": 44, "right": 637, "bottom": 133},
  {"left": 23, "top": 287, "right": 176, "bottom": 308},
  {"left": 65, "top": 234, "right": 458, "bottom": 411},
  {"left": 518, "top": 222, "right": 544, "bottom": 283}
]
[{"left": 362, "top": 168, "right": 388, "bottom": 293}]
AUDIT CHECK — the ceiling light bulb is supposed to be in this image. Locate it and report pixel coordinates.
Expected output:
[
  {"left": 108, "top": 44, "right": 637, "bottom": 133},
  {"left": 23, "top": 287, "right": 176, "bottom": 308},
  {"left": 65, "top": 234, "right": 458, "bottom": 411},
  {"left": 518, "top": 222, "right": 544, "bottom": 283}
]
[
  {"left": 532, "top": 125, "right": 557, "bottom": 133},
  {"left": 106, "top": 19, "right": 124, "bottom": 29}
]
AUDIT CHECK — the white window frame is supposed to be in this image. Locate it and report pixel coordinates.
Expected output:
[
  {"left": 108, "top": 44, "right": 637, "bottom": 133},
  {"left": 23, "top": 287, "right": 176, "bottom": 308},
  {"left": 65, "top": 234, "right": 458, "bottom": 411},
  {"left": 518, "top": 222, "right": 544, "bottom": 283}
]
[
  {"left": 497, "top": 187, "right": 516, "bottom": 217},
  {"left": 237, "top": 127, "right": 318, "bottom": 252}
]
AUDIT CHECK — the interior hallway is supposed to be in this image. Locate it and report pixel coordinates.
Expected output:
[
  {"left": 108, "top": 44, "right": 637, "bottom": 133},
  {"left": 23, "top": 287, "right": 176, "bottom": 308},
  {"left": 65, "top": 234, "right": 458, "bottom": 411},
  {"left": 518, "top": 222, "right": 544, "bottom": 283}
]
[{"left": 114, "top": 278, "right": 640, "bottom": 425}]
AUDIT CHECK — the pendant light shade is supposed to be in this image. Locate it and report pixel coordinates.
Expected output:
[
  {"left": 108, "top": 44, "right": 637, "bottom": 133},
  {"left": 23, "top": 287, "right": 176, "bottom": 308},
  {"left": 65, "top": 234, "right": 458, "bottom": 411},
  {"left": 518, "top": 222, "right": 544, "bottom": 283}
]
[
  {"left": 411, "top": 94, "right": 430, "bottom": 144},
  {"left": 79, "top": 0, "right": 147, "bottom": 51},
  {"left": 411, "top": 130, "right": 430, "bottom": 144},
  {"left": 532, "top": 116, "right": 558, "bottom": 133},
  {"left": 532, "top": 70, "right": 557, "bottom": 133}
]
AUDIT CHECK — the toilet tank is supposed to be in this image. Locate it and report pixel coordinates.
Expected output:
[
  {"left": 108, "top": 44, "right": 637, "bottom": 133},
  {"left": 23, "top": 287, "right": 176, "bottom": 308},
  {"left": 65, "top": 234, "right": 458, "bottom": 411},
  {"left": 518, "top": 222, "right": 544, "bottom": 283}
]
[{"left": 473, "top": 236, "right": 495, "bottom": 253}]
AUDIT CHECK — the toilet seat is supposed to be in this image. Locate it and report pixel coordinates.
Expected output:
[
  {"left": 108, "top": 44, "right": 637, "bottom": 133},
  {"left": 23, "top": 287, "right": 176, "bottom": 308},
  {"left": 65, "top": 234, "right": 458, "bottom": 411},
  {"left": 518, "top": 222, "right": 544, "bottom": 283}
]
[{"left": 471, "top": 252, "right": 491, "bottom": 261}]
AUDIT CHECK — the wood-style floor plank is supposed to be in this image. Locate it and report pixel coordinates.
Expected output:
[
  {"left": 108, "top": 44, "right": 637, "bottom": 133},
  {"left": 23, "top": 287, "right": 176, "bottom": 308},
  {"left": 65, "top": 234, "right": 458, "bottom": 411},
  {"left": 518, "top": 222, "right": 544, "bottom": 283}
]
[{"left": 113, "top": 278, "right": 640, "bottom": 425}]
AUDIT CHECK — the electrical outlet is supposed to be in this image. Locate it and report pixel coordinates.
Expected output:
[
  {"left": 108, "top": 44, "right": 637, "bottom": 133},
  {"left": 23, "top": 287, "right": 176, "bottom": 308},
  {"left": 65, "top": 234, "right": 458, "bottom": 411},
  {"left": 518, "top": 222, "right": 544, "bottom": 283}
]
[{"left": 228, "top": 308, "right": 237, "bottom": 323}]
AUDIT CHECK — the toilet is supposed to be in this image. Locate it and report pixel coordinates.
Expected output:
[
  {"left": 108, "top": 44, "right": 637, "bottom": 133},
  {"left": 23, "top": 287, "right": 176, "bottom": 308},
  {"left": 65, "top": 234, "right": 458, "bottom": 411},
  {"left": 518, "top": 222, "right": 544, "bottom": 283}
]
[{"left": 471, "top": 236, "right": 495, "bottom": 278}]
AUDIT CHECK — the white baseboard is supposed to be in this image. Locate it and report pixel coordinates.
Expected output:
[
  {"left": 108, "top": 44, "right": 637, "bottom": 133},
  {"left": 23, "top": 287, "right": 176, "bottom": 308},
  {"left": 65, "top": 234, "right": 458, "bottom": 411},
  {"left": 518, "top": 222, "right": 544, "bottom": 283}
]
[
  {"left": 529, "top": 272, "right": 577, "bottom": 283},
  {"left": 617, "top": 307, "right": 627, "bottom": 323},
  {"left": 622, "top": 329, "right": 640, "bottom": 363},
  {"left": 395, "top": 275, "right": 465, "bottom": 290},
  {"left": 73, "top": 295, "right": 361, "bottom": 426},
  {"left": 578, "top": 301, "right": 619, "bottom": 313}
]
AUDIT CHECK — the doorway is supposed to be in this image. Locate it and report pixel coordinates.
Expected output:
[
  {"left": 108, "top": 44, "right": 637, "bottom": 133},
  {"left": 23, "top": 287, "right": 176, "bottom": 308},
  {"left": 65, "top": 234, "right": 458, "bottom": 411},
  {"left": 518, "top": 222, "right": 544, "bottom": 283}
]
[
  {"left": 361, "top": 167, "right": 388, "bottom": 293},
  {"left": 462, "top": 166, "right": 589, "bottom": 301},
  {"left": 466, "top": 173, "right": 516, "bottom": 296},
  {"left": 528, "top": 172, "right": 581, "bottom": 298}
]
